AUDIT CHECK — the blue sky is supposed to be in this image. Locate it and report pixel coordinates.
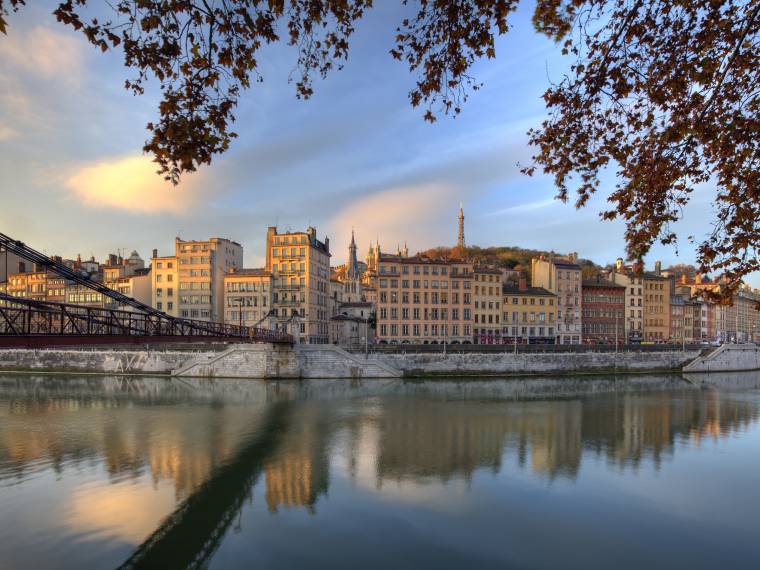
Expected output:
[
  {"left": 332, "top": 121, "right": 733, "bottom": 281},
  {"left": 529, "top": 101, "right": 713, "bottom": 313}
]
[{"left": 1, "top": 1, "right": 750, "bottom": 284}]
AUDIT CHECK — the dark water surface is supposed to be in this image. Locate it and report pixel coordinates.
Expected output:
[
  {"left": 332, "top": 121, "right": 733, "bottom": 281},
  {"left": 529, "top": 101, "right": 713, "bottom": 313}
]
[{"left": 1, "top": 372, "right": 759, "bottom": 570}]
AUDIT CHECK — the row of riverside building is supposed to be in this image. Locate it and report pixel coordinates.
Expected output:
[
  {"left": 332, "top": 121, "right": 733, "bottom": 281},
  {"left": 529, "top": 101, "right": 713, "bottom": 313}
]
[{"left": 2, "top": 205, "right": 760, "bottom": 346}]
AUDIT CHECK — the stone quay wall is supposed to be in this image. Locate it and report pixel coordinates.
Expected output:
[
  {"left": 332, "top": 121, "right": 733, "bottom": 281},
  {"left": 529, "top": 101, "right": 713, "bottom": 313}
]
[
  {"left": 0, "top": 348, "right": 190, "bottom": 374},
  {"left": 0, "top": 345, "right": 726, "bottom": 379},
  {"left": 377, "top": 349, "right": 701, "bottom": 377}
]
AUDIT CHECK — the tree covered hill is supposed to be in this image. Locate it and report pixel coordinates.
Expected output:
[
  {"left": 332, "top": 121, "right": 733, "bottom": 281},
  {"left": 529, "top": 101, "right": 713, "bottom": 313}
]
[{"left": 415, "top": 245, "right": 602, "bottom": 281}]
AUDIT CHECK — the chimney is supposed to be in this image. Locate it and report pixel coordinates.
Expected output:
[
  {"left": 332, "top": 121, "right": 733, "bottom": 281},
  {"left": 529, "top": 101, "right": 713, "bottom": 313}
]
[
  {"left": 655, "top": 260, "right": 661, "bottom": 275},
  {"left": 569, "top": 252, "right": 578, "bottom": 262},
  {"left": 680, "top": 274, "right": 687, "bottom": 284},
  {"left": 152, "top": 248, "right": 158, "bottom": 259},
  {"left": 108, "top": 254, "right": 118, "bottom": 266},
  {"left": 695, "top": 273, "right": 702, "bottom": 285},
  {"left": 518, "top": 275, "right": 527, "bottom": 291},
  {"left": 615, "top": 257, "right": 623, "bottom": 270}
]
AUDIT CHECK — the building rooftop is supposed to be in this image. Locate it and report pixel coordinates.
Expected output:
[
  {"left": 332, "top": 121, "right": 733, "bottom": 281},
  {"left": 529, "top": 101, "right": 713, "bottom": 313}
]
[
  {"left": 502, "top": 285, "right": 555, "bottom": 297},
  {"left": 330, "top": 314, "right": 365, "bottom": 322},
  {"left": 225, "top": 268, "right": 270, "bottom": 277},
  {"left": 474, "top": 266, "right": 503, "bottom": 274},
  {"left": 552, "top": 260, "right": 582, "bottom": 270},
  {"left": 339, "top": 301, "right": 372, "bottom": 308},
  {"left": 639, "top": 272, "right": 668, "bottom": 280},
  {"left": 582, "top": 277, "right": 624, "bottom": 289}
]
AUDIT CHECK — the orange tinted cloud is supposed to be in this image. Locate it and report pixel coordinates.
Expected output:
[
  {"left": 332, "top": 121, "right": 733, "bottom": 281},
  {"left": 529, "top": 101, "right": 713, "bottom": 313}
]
[
  {"left": 328, "top": 183, "right": 462, "bottom": 258},
  {"left": 65, "top": 154, "right": 208, "bottom": 214}
]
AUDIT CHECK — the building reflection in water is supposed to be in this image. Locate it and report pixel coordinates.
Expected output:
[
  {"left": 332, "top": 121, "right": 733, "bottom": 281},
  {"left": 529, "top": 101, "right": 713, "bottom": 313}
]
[
  {"left": 0, "top": 373, "right": 759, "bottom": 533},
  {"left": 264, "top": 405, "right": 330, "bottom": 514}
]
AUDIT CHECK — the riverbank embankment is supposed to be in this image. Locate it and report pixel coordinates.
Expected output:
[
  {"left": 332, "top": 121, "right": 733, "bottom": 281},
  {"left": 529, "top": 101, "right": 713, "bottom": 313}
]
[{"left": 0, "top": 344, "right": 728, "bottom": 379}]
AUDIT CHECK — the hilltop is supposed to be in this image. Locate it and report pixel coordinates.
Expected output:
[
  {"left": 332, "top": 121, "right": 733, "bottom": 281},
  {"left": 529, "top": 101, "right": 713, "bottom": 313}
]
[{"left": 416, "top": 245, "right": 602, "bottom": 282}]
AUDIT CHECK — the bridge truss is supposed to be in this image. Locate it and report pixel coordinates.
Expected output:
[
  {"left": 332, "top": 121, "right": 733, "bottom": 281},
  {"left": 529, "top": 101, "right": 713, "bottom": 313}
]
[{"left": 0, "top": 233, "right": 292, "bottom": 346}]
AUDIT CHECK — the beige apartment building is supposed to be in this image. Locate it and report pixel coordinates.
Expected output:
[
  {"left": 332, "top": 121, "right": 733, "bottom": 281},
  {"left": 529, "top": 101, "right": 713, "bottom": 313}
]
[
  {"left": 265, "top": 226, "right": 331, "bottom": 344},
  {"left": 65, "top": 283, "right": 107, "bottom": 308},
  {"left": 674, "top": 276, "right": 757, "bottom": 342},
  {"left": 607, "top": 260, "right": 644, "bottom": 342},
  {"left": 531, "top": 254, "right": 582, "bottom": 344},
  {"left": 473, "top": 266, "right": 503, "bottom": 343},
  {"left": 223, "top": 268, "right": 273, "bottom": 328},
  {"left": 102, "top": 251, "right": 151, "bottom": 309},
  {"left": 501, "top": 279, "right": 557, "bottom": 343},
  {"left": 643, "top": 269, "right": 670, "bottom": 341},
  {"left": 5, "top": 270, "right": 56, "bottom": 302},
  {"left": 375, "top": 254, "right": 474, "bottom": 344},
  {"left": 151, "top": 237, "right": 243, "bottom": 322}
]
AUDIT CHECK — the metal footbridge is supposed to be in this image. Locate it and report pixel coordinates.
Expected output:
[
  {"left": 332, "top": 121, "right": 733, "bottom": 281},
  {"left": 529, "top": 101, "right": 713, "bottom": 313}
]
[{"left": 0, "top": 233, "right": 292, "bottom": 347}]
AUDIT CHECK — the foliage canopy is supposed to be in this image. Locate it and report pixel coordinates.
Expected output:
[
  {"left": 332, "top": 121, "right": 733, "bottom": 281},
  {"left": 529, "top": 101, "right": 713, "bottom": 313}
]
[{"left": 1, "top": 0, "right": 758, "bottom": 293}]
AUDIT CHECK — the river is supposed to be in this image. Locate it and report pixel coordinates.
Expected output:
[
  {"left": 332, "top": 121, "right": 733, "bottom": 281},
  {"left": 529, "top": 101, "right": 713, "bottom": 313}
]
[{"left": 1, "top": 372, "right": 759, "bottom": 569}]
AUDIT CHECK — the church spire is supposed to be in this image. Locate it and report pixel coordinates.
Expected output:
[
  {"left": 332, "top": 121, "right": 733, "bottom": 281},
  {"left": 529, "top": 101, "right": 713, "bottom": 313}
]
[
  {"left": 347, "top": 228, "right": 359, "bottom": 278},
  {"left": 457, "top": 202, "right": 465, "bottom": 249}
]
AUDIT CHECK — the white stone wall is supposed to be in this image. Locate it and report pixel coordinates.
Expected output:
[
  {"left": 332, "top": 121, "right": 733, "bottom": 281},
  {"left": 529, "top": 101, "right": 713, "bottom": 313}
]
[
  {"left": 377, "top": 350, "right": 700, "bottom": 376},
  {"left": 8, "top": 346, "right": 757, "bottom": 379},
  {"left": 0, "top": 349, "right": 192, "bottom": 374},
  {"left": 683, "top": 344, "right": 760, "bottom": 373}
]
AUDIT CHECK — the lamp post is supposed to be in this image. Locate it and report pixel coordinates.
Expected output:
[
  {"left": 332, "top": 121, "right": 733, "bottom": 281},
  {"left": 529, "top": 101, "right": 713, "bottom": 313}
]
[{"left": 364, "top": 317, "right": 369, "bottom": 358}]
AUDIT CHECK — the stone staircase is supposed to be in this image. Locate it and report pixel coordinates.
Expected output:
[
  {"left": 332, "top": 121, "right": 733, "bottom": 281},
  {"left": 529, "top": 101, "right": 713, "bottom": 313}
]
[
  {"left": 172, "top": 344, "right": 401, "bottom": 379},
  {"left": 683, "top": 344, "right": 760, "bottom": 373}
]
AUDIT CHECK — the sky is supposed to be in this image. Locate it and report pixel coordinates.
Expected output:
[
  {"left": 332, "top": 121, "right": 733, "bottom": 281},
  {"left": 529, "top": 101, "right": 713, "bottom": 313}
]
[{"left": 1, "top": 1, "right": 752, "bottom": 285}]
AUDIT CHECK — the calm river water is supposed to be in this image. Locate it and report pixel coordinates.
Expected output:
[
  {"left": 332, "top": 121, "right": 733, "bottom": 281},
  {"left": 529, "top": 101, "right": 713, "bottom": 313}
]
[{"left": 1, "top": 372, "right": 759, "bottom": 569}]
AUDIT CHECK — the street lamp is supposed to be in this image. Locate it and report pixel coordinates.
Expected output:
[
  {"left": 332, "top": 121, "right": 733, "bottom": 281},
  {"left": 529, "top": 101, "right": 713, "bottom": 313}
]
[
  {"left": 237, "top": 297, "right": 244, "bottom": 331},
  {"left": 514, "top": 316, "right": 518, "bottom": 354}
]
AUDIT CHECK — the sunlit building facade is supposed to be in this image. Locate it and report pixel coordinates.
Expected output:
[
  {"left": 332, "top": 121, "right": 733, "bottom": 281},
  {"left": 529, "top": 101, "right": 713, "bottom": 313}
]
[
  {"left": 375, "top": 255, "right": 473, "bottom": 344},
  {"left": 265, "top": 226, "right": 331, "bottom": 344}
]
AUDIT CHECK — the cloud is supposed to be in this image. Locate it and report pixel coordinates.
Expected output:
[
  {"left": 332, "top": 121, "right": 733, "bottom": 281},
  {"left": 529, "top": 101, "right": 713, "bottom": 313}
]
[
  {"left": 65, "top": 154, "right": 209, "bottom": 214},
  {"left": 328, "top": 183, "right": 463, "bottom": 259},
  {"left": 484, "top": 198, "right": 557, "bottom": 217},
  {"left": 1, "top": 25, "right": 84, "bottom": 81},
  {"left": 0, "top": 124, "right": 19, "bottom": 141}
]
